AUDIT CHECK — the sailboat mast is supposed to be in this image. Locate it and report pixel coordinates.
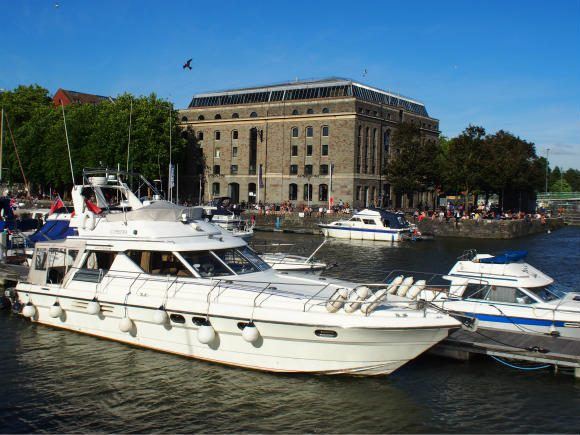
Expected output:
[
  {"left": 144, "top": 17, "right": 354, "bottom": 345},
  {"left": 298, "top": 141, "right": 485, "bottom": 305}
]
[{"left": 0, "top": 107, "right": 3, "bottom": 183}]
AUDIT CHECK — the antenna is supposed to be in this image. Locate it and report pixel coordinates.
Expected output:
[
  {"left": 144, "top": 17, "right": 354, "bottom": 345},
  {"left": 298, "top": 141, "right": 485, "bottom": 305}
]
[
  {"left": 168, "top": 104, "right": 173, "bottom": 203},
  {"left": 60, "top": 100, "right": 75, "bottom": 185},
  {"left": 126, "top": 97, "right": 133, "bottom": 172}
]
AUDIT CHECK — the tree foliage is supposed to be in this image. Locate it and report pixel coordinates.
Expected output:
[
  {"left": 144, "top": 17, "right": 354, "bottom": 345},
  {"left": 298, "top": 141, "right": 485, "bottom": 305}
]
[
  {"left": 385, "top": 122, "right": 441, "bottom": 195},
  {"left": 0, "top": 85, "right": 186, "bottom": 195}
]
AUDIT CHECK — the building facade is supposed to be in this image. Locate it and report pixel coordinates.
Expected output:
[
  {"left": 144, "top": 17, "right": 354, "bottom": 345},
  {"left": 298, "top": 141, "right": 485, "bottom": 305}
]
[{"left": 178, "top": 78, "right": 439, "bottom": 208}]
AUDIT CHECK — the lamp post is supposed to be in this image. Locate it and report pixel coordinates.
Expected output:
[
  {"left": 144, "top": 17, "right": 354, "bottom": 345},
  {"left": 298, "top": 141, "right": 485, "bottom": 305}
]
[
  {"left": 0, "top": 88, "right": 5, "bottom": 184},
  {"left": 545, "top": 148, "right": 550, "bottom": 193}
]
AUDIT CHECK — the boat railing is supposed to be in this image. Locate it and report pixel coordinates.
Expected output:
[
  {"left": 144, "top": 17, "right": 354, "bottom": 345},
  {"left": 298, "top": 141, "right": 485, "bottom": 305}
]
[
  {"left": 457, "top": 249, "right": 478, "bottom": 261},
  {"left": 66, "top": 266, "right": 425, "bottom": 314}
]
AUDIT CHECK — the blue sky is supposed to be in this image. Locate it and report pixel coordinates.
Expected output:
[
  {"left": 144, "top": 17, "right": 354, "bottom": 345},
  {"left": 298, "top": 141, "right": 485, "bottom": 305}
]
[{"left": 1, "top": 0, "right": 579, "bottom": 169}]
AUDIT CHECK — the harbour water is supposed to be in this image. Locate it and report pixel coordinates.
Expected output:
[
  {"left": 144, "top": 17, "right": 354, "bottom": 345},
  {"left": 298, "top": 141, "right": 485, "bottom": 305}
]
[{"left": 0, "top": 228, "right": 579, "bottom": 433}]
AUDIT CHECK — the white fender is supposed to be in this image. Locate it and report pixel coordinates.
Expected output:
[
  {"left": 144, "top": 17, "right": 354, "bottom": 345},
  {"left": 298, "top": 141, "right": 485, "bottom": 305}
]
[
  {"left": 198, "top": 324, "right": 216, "bottom": 344},
  {"left": 396, "top": 277, "right": 415, "bottom": 297},
  {"left": 344, "top": 286, "right": 372, "bottom": 313},
  {"left": 87, "top": 299, "right": 101, "bottom": 315},
  {"left": 119, "top": 317, "right": 133, "bottom": 333},
  {"left": 22, "top": 302, "right": 36, "bottom": 318},
  {"left": 242, "top": 323, "right": 260, "bottom": 343},
  {"left": 325, "top": 288, "right": 349, "bottom": 313},
  {"left": 406, "top": 280, "right": 427, "bottom": 299},
  {"left": 153, "top": 308, "right": 168, "bottom": 325},
  {"left": 361, "top": 288, "right": 389, "bottom": 315},
  {"left": 81, "top": 211, "right": 96, "bottom": 231},
  {"left": 387, "top": 275, "right": 404, "bottom": 294},
  {"left": 49, "top": 302, "right": 63, "bottom": 318}
]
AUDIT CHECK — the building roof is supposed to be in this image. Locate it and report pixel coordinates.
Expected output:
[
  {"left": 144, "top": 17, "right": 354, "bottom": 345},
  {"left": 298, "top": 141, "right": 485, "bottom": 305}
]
[
  {"left": 188, "top": 77, "right": 429, "bottom": 117},
  {"left": 54, "top": 89, "right": 113, "bottom": 105}
]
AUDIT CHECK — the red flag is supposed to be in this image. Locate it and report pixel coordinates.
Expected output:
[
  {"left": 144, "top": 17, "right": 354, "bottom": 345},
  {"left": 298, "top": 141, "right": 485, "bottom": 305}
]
[
  {"left": 85, "top": 199, "right": 102, "bottom": 214},
  {"left": 49, "top": 198, "right": 64, "bottom": 215}
]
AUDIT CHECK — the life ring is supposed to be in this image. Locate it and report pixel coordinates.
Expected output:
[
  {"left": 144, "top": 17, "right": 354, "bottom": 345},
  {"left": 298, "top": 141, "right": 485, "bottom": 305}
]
[{"left": 81, "top": 211, "right": 96, "bottom": 230}]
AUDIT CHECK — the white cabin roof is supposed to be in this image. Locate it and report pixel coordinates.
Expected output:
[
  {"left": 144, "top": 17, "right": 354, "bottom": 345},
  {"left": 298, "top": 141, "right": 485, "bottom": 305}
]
[{"left": 444, "top": 254, "right": 553, "bottom": 288}]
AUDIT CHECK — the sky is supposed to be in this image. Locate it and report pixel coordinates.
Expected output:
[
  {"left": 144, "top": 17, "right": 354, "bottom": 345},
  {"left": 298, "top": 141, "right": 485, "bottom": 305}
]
[{"left": 1, "top": 0, "right": 579, "bottom": 169}]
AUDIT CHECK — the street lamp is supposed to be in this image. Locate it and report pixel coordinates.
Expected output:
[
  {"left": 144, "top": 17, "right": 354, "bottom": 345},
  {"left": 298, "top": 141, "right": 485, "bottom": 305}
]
[{"left": 545, "top": 148, "right": 550, "bottom": 193}]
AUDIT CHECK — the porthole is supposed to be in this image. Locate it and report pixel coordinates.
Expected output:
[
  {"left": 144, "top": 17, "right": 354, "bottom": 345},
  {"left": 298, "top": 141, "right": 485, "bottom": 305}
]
[
  {"left": 192, "top": 316, "right": 206, "bottom": 326},
  {"left": 315, "top": 329, "right": 337, "bottom": 338},
  {"left": 170, "top": 314, "right": 185, "bottom": 324}
]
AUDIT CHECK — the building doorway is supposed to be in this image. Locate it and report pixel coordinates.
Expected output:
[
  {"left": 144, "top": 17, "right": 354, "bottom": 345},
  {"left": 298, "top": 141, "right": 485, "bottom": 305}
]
[{"left": 228, "top": 183, "right": 240, "bottom": 204}]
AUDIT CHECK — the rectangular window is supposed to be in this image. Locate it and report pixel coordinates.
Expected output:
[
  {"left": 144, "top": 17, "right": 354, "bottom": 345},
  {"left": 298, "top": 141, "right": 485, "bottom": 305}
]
[
  {"left": 215, "top": 131, "right": 221, "bottom": 140},
  {"left": 321, "top": 144, "right": 328, "bottom": 156},
  {"left": 306, "top": 145, "right": 313, "bottom": 156},
  {"left": 232, "top": 130, "right": 238, "bottom": 139},
  {"left": 230, "top": 165, "right": 238, "bottom": 175},
  {"left": 213, "top": 165, "right": 220, "bottom": 175},
  {"left": 291, "top": 145, "right": 298, "bottom": 156},
  {"left": 322, "top": 126, "right": 329, "bottom": 136},
  {"left": 304, "top": 165, "right": 313, "bottom": 175},
  {"left": 214, "top": 148, "right": 221, "bottom": 158},
  {"left": 290, "top": 164, "right": 298, "bottom": 175},
  {"left": 232, "top": 147, "right": 238, "bottom": 157},
  {"left": 73, "top": 251, "right": 117, "bottom": 283},
  {"left": 362, "top": 219, "right": 376, "bottom": 225},
  {"left": 320, "top": 164, "right": 329, "bottom": 175},
  {"left": 126, "top": 251, "right": 192, "bottom": 277},
  {"left": 212, "top": 182, "right": 220, "bottom": 195},
  {"left": 306, "top": 127, "right": 313, "bottom": 137}
]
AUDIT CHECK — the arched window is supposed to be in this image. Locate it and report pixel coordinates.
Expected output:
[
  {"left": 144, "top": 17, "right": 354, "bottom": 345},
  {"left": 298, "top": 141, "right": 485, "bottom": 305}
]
[
  {"left": 306, "top": 126, "right": 313, "bottom": 137},
  {"left": 322, "top": 108, "right": 329, "bottom": 113},
  {"left": 181, "top": 116, "right": 188, "bottom": 122},
  {"left": 318, "top": 184, "right": 328, "bottom": 201},
  {"left": 212, "top": 182, "right": 220, "bottom": 196},
  {"left": 306, "top": 108, "right": 314, "bottom": 114},
  {"left": 214, "top": 114, "right": 222, "bottom": 119},
  {"left": 303, "top": 184, "right": 313, "bottom": 202},
  {"left": 198, "top": 115, "right": 205, "bottom": 120},
  {"left": 292, "top": 109, "right": 299, "bottom": 115},
  {"left": 215, "top": 131, "right": 221, "bottom": 140},
  {"left": 250, "top": 111, "right": 258, "bottom": 118},
  {"left": 322, "top": 126, "right": 329, "bottom": 137},
  {"left": 291, "top": 127, "right": 299, "bottom": 138},
  {"left": 228, "top": 183, "right": 240, "bottom": 203},
  {"left": 383, "top": 130, "right": 391, "bottom": 154},
  {"left": 248, "top": 183, "right": 256, "bottom": 204},
  {"left": 232, "top": 130, "right": 238, "bottom": 140},
  {"left": 197, "top": 132, "right": 204, "bottom": 140},
  {"left": 289, "top": 183, "right": 298, "bottom": 201},
  {"left": 232, "top": 113, "right": 239, "bottom": 118}
]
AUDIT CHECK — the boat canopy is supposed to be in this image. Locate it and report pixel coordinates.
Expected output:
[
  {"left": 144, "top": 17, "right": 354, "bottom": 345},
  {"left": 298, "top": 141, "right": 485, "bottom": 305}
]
[
  {"left": 356, "top": 208, "right": 410, "bottom": 229},
  {"left": 478, "top": 251, "right": 528, "bottom": 264},
  {"left": 28, "top": 220, "right": 77, "bottom": 243}
]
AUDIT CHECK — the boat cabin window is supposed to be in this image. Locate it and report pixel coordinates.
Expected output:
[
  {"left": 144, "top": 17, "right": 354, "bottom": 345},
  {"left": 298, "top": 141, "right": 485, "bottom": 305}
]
[
  {"left": 362, "top": 219, "right": 375, "bottom": 225},
  {"left": 213, "top": 249, "right": 261, "bottom": 275},
  {"left": 46, "top": 248, "right": 79, "bottom": 285},
  {"left": 179, "top": 251, "right": 232, "bottom": 277},
  {"left": 126, "top": 251, "right": 192, "bottom": 277},
  {"left": 35, "top": 248, "right": 48, "bottom": 270},
  {"left": 528, "top": 285, "right": 564, "bottom": 302},
  {"left": 73, "top": 250, "right": 117, "bottom": 283},
  {"left": 236, "top": 246, "right": 270, "bottom": 271},
  {"left": 349, "top": 217, "right": 361, "bottom": 222},
  {"left": 464, "top": 284, "right": 534, "bottom": 304}
]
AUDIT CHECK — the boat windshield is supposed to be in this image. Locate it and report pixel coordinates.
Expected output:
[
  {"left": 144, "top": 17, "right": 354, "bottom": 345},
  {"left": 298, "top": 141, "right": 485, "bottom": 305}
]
[
  {"left": 527, "top": 284, "right": 566, "bottom": 302},
  {"left": 180, "top": 247, "right": 270, "bottom": 277}
]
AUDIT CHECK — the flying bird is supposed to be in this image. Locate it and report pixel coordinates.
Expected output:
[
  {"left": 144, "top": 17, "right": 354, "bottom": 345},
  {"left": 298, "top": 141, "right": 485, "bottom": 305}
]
[{"left": 183, "top": 59, "right": 193, "bottom": 70}]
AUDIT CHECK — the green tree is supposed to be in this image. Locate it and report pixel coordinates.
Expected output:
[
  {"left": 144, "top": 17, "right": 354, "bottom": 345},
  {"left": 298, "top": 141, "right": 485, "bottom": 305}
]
[
  {"left": 441, "top": 125, "right": 486, "bottom": 207},
  {"left": 384, "top": 122, "right": 441, "bottom": 203},
  {"left": 551, "top": 178, "right": 572, "bottom": 192},
  {"left": 564, "top": 168, "right": 580, "bottom": 191}
]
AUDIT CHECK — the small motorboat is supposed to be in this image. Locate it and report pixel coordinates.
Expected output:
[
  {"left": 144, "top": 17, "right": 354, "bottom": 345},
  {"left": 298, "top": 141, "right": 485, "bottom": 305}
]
[
  {"left": 319, "top": 208, "right": 413, "bottom": 242},
  {"left": 390, "top": 250, "right": 580, "bottom": 340},
  {"left": 256, "top": 240, "right": 330, "bottom": 275},
  {"left": 203, "top": 197, "right": 254, "bottom": 240}
]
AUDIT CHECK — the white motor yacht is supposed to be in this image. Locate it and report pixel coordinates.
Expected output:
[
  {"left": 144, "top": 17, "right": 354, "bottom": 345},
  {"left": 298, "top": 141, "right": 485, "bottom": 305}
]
[
  {"left": 319, "top": 209, "right": 413, "bottom": 242},
  {"left": 391, "top": 250, "right": 580, "bottom": 340},
  {"left": 8, "top": 169, "right": 459, "bottom": 376},
  {"left": 202, "top": 197, "right": 254, "bottom": 240}
]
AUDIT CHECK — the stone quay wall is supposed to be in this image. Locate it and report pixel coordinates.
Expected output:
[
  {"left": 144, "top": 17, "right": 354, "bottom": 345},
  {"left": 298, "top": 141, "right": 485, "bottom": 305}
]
[{"left": 250, "top": 212, "right": 565, "bottom": 239}]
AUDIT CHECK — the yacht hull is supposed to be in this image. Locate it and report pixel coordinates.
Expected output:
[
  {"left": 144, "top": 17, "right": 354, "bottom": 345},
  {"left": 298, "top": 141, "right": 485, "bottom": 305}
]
[
  {"left": 19, "top": 292, "right": 452, "bottom": 375},
  {"left": 320, "top": 225, "right": 406, "bottom": 242}
]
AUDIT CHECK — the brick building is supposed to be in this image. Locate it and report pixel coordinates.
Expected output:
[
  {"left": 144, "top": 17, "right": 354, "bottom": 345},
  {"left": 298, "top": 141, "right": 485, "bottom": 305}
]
[
  {"left": 53, "top": 88, "right": 113, "bottom": 107},
  {"left": 178, "top": 78, "right": 439, "bottom": 208}
]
